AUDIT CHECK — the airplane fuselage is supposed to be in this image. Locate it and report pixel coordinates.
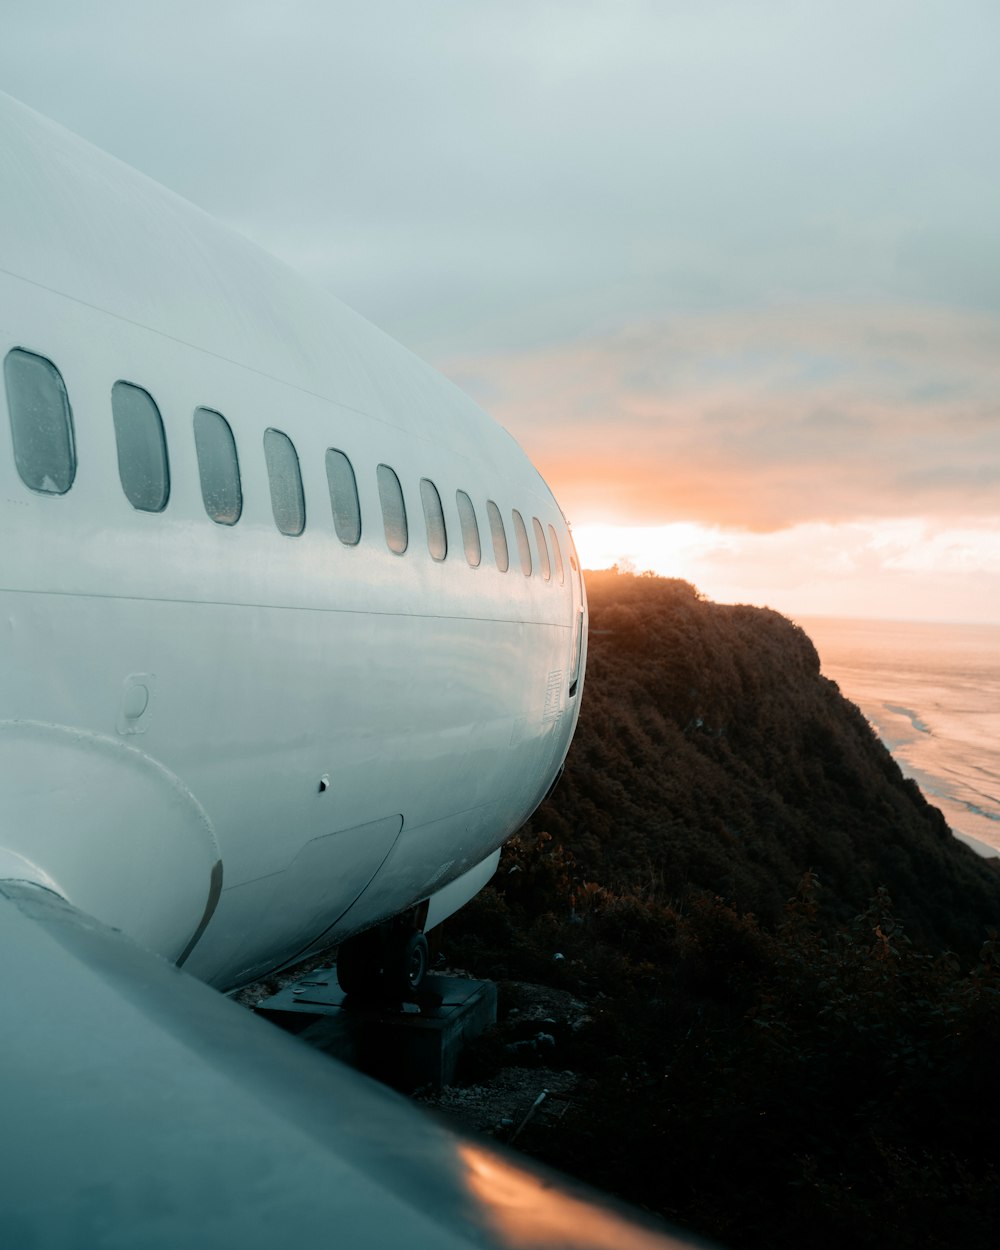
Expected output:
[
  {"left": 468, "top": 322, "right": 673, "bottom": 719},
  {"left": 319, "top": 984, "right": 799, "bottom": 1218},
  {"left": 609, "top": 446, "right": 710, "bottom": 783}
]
[{"left": 0, "top": 93, "right": 587, "bottom": 989}]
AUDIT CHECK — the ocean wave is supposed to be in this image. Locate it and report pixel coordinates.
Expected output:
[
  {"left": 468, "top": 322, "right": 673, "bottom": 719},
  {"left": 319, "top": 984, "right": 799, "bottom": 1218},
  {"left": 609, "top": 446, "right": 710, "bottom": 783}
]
[
  {"left": 960, "top": 800, "right": 1000, "bottom": 824},
  {"left": 884, "top": 704, "right": 933, "bottom": 735}
]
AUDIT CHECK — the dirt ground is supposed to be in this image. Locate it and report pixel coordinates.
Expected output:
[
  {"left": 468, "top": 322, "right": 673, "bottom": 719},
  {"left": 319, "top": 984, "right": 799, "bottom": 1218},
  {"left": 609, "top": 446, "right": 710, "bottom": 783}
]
[
  {"left": 233, "top": 955, "right": 590, "bottom": 1150},
  {"left": 414, "top": 976, "right": 590, "bottom": 1143}
]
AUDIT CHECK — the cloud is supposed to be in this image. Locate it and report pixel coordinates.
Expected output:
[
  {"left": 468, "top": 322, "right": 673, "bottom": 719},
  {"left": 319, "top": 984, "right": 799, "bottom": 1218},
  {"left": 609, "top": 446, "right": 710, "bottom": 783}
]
[
  {"left": 443, "top": 304, "right": 1000, "bottom": 531},
  {"left": 4, "top": 2, "right": 1000, "bottom": 360},
  {"left": 3, "top": 4, "right": 997, "bottom": 572}
]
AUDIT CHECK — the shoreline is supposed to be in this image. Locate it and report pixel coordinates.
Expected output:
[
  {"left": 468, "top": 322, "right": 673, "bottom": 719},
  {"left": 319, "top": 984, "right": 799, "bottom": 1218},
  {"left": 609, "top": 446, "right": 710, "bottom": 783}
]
[
  {"left": 953, "top": 829, "right": 998, "bottom": 860},
  {"left": 868, "top": 722, "right": 998, "bottom": 859},
  {"left": 798, "top": 614, "right": 1000, "bottom": 862}
]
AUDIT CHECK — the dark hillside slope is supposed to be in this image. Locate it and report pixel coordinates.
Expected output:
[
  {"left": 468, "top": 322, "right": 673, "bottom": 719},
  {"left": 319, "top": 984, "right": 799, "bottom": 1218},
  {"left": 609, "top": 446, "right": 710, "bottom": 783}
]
[
  {"left": 442, "top": 572, "right": 1000, "bottom": 1249},
  {"left": 532, "top": 570, "right": 999, "bottom": 955}
]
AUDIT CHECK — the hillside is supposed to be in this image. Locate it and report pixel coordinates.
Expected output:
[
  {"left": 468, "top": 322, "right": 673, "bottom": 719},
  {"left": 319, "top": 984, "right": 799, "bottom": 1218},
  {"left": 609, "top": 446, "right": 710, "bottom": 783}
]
[
  {"left": 441, "top": 570, "right": 1000, "bottom": 1250},
  {"left": 536, "top": 569, "right": 998, "bottom": 953}
]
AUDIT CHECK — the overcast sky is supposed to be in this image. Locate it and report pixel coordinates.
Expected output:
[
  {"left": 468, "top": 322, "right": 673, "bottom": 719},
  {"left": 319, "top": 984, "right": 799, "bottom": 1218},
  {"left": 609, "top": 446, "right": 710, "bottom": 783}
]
[{"left": 2, "top": 1, "right": 998, "bottom": 619}]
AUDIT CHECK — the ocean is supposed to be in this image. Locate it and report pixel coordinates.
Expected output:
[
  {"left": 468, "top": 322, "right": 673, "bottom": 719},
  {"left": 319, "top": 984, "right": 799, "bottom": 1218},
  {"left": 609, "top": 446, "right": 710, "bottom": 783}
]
[{"left": 795, "top": 616, "right": 1000, "bottom": 858}]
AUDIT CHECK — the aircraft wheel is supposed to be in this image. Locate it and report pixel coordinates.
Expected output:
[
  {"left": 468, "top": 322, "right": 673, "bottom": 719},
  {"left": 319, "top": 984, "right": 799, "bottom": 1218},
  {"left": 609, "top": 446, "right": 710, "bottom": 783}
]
[
  {"left": 389, "top": 931, "right": 429, "bottom": 998},
  {"left": 336, "top": 930, "right": 383, "bottom": 996}
]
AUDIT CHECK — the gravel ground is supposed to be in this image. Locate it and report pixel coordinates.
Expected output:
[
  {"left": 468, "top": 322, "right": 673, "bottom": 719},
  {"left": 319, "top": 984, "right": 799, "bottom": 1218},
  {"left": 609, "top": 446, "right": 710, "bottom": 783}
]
[
  {"left": 416, "top": 1063, "right": 580, "bottom": 1141},
  {"left": 233, "top": 954, "right": 590, "bottom": 1149},
  {"left": 414, "top": 976, "right": 591, "bottom": 1144}
]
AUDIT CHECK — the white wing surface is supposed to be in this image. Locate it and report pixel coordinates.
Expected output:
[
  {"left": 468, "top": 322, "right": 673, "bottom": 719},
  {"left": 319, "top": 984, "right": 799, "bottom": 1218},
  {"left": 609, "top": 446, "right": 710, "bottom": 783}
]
[{"left": 0, "top": 880, "right": 701, "bottom": 1249}]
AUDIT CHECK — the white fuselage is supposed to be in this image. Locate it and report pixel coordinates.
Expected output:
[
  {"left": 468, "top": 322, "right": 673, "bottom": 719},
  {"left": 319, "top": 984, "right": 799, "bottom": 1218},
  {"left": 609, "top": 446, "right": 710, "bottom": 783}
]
[{"left": 0, "top": 93, "right": 587, "bottom": 989}]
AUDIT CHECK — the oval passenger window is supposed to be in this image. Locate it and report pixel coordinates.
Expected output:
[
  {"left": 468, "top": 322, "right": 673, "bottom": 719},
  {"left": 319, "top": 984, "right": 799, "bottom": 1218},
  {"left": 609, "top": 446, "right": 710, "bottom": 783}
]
[
  {"left": 512, "top": 509, "right": 532, "bottom": 577},
  {"left": 4, "top": 348, "right": 76, "bottom": 495},
  {"left": 548, "top": 524, "right": 565, "bottom": 584},
  {"left": 263, "top": 428, "right": 305, "bottom": 536},
  {"left": 421, "top": 478, "right": 447, "bottom": 561},
  {"left": 377, "top": 463, "right": 408, "bottom": 554},
  {"left": 456, "top": 490, "right": 481, "bottom": 567},
  {"left": 112, "top": 381, "right": 169, "bottom": 512},
  {"left": 326, "top": 448, "right": 362, "bottom": 545},
  {"left": 487, "top": 500, "right": 509, "bottom": 572},
  {"left": 193, "top": 407, "right": 242, "bottom": 525},
  {"left": 532, "top": 516, "right": 551, "bottom": 581}
]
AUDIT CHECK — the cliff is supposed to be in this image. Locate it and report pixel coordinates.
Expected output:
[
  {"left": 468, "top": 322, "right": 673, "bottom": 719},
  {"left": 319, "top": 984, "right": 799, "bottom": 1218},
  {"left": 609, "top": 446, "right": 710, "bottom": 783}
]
[
  {"left": 538, "top": 569, "right": 998, "bottom": 954},
  {"left": 442, "top": 570, "right": 1000, "bottom": 1250}
]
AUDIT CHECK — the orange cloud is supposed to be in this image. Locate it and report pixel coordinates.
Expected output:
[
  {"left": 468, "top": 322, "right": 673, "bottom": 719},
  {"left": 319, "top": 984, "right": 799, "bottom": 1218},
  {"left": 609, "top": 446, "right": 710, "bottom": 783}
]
[{"left": 443, "top": 303, "right": 1000, "bottom": 533}]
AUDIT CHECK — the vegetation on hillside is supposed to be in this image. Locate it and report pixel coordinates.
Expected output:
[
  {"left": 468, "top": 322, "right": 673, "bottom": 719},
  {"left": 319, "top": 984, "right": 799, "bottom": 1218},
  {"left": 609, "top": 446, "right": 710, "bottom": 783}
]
[{"left": 443, "top": 570, "right": 1000, "bottom": 1250}]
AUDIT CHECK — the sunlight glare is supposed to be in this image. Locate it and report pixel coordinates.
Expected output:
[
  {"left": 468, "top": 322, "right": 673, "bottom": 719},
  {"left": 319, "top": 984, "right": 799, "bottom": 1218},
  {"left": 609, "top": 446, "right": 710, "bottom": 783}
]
[
  {"left": 571, "top": 522, "right": 721, "bottom": 584},
  {"left": 458, "top": 1143, "right": 672, "bottom": 1249}
]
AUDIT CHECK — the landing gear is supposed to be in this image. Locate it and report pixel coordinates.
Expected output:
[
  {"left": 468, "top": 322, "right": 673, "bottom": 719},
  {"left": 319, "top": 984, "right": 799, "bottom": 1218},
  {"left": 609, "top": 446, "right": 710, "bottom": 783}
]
[
  {"left": 389, "top": 932, "right": 429, "bottom": 998},
  {"left": 336, "top": 920, "right": 430, "bottom": 1000},
  {"left": 334, "top": 928, "right": 383, "bottom": 997}
]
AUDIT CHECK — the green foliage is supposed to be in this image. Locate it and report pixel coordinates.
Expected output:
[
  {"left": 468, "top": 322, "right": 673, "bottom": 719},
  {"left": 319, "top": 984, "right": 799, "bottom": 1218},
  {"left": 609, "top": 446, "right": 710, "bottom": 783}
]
[{"left": 443, "top": 570, "right": 1000, "bottom": 1250}]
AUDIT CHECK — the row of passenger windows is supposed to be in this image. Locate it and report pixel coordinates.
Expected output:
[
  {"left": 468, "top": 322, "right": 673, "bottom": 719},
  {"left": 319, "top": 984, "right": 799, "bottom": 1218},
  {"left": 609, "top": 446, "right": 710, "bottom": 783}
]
[{"left": 2, "top": 347, "right": 568, "bottom": 584}]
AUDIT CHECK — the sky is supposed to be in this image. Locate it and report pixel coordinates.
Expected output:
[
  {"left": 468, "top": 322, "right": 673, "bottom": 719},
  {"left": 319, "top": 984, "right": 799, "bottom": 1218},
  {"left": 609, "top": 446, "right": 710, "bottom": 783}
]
[{"left": 2, "top": 1, "right": 998, "bottom": 622}]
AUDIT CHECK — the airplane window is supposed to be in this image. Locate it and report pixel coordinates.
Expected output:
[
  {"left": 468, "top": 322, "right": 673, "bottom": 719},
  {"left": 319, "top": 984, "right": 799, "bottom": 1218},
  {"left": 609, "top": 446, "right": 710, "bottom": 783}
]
[
  {"left": 420, "top": 478, "right": 447, "bottom": 561},
  {"left": 263, "top": 428, "right": 305, "bottom": 536},
  {"left": 456, "top": 490, "right": 481, "bottom": 567},
  {"left": 548, "top": 524, "right": 565, "bottom": 584},
  {"left": 111, "top": 381, "right": 169, "bottom": 512},
  {"left": 486, "top": 500, "right": 509, "bottom": 572},
  {"left": 377, "top": 463, "right": 407, "bottom": 554},
  {"left": 325, "top": 448, "right": 361, "bottom": 545},
  {"left": 3, "top": 348, "right": 75, "bottom": 495},
  {"left": 533, "top": 517, "right": 551, "bottom": 581},
  {"left": 193, "top": 407, "right": 241, "bottom": 525},
  {"left": 512, "top": 509, "right": 532, "bottom": 577}
]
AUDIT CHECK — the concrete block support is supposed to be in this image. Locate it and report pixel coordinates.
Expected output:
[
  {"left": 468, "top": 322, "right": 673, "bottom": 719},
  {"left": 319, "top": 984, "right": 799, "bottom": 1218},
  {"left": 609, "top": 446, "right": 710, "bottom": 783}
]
[{"left": 254, "top": 971, "right": 497, "bottom": 1092}]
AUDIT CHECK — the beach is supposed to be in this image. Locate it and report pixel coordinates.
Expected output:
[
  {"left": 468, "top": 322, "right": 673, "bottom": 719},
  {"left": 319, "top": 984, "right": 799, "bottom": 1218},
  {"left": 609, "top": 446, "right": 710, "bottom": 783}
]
[{"left": 796, "top": 616, "right": 1000, "bottom": 859}]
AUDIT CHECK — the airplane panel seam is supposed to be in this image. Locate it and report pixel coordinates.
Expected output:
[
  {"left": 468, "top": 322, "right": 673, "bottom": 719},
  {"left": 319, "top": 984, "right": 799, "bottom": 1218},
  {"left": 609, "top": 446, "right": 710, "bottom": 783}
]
[
  {"left": 0, "top": 262, "right": 404, "bottom": 435},
  {"left": 0, "top": 585, "right": 573, "bottom": 628}
]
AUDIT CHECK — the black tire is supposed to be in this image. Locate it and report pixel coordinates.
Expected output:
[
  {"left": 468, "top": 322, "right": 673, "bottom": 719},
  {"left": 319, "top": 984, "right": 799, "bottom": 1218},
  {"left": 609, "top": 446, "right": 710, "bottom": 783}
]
[
  {"left": 336, "top": 930, "right": 384, "bottom": 996},
  {"left": 387, "top": 931, "right": 429, "bottom": 998}
]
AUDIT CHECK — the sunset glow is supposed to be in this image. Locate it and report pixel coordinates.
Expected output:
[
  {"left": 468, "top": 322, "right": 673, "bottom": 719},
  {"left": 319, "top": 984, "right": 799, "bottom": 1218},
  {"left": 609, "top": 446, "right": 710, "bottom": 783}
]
[
  {"left": 570, "top": 518, "right": 1000, "bottom": 624},
  {"left": 447, "top": 303, "right": 1000, "bottom": 624}
]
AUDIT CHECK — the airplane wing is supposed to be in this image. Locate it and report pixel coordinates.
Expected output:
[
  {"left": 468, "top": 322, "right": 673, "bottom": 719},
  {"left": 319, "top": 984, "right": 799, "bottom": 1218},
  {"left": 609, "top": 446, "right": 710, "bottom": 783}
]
[{"left": 0, "top": 880, "right": 705, "bottom": 1249}]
